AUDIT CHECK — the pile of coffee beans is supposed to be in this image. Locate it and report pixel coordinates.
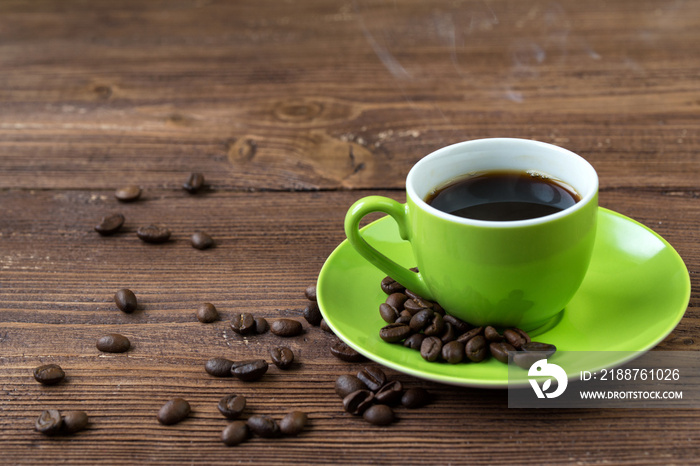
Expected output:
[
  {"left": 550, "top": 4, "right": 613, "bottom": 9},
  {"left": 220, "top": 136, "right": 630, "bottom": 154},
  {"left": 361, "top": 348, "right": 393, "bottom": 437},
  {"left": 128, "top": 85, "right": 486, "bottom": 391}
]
[
  {"left": 35, "top": 409, "right": 89, "bottom": 435},
  {"left": 378, "top": 275, "right": 556, "bottom": 368}
]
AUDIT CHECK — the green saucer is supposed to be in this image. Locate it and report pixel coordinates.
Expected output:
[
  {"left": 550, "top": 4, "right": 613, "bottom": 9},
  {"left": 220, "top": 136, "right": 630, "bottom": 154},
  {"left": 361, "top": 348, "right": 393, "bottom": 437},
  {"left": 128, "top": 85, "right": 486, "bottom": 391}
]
[{"left": 317, "top": 208, "right": 690, "bottom": 388}]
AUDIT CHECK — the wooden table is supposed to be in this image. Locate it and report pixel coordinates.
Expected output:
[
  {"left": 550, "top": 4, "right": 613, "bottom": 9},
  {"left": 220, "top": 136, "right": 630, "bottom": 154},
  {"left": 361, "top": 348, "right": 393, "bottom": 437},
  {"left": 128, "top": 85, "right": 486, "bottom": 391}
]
[{"left": 1, "top": 1, "right": 698, "bottom": 463}]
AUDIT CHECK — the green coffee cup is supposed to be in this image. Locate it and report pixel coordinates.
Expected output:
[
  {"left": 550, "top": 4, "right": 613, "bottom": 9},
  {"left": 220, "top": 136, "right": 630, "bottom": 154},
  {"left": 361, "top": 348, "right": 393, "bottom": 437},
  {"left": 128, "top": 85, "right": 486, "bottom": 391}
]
[{"left": 344, "top": 138, "right": 598, "bottom": 330}]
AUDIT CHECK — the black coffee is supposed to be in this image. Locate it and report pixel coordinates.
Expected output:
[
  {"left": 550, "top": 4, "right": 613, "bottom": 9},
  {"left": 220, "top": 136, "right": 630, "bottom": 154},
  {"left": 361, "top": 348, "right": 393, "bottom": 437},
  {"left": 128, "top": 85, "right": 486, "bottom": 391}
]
[{"left": 425, "top": 170, "right": 581, "bottom": 221}]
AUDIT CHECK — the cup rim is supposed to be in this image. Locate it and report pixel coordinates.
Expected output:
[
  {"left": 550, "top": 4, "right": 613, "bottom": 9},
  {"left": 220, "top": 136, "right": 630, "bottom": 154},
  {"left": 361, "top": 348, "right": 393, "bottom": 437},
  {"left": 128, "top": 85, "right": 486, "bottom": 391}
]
[{"left": 406, "top": 138, "right": 599, "bottom": 227}]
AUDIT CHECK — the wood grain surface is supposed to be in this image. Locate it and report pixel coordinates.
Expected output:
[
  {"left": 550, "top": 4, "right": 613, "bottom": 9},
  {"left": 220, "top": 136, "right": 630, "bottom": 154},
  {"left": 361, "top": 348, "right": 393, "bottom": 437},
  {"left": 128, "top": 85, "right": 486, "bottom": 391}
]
[{"left": 1, "top": 1, "right": 698, "bottom": 464}]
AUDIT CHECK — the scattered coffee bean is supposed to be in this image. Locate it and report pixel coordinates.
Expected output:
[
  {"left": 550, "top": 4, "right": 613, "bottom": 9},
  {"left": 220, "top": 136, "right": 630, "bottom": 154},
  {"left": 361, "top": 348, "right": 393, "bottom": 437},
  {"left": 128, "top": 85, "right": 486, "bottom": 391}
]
[
  {"left": 441, "top": 340, "right": 465, "bottom": 364},
  {"left": 335, "top": 374, "right": 367, "bottom": 398},
  {"left": 343, "top": 390, "right": 375, "bottom": 415},
  {"left": 443, "top": 315, "right": 470, "bottom": 334},
  {"left": 357, "top": 366, "right": 386, "bottom": 392},
  {"left": 231, "top": 359, "right": 268, "bottom": 381},
  {"left": 320, "top": 319, "right": 334, "bottom": 334},
  {"left": 62, "top": 411, "right": 89, "bottom": 434},
  {"left": 137, "top": 224, "right": 171, "bottom": 244},
  {"left": 512, "top": 351, "right": 547, "bottom": 369},
  {"left": 96, "top": 333, "right": 130, "bottom": 353},
  {"left": 375, "top": 381, "right": 403, "bottom": 405},
  {"left": 196, "top": 303, "right": 219, "bottom": 323},
  {"left": 484, "top": 326, "right": 503, "bottom": 342},
  {"left": 217, "top": 394, "right": 247, "bottom": 419},
  {"left": 403, "top": 298, "right": 427, "bottom": 314},
  {"left": 94, "top": 213, "right": 125, "bottom": 235},
  {"left": 456, "top": 326, "right": 484, "bottom": 344},
  {"left": 385, "top": 292, "right": 408, "bottom": 310},
  {"left": 409, "top": 309, "right": 434, "bottom": 332},
  {"left": 395, "top": 310, "right": 412, "bottom": 325},
  {"left": 205, "top": 357, "right": 234, "bottom": 377},
  {"left": 420, "top": 336, "right": 443, "bottom": 362},
  {"left": 221, "top": 421, "right": 249, "bottom": 446},
  {"left": 33, "top": 364, "right": 65, "bottom": 385},
  {"left": 363, "top": 404, "right": 395, "bottom": 426},
  {"left": 403, "top": 333, "right": 425, "bottom": 350},
  {"left": 380, "top": 276, "right": 404, "bottom": 294},
  {"left": 401, "top": 387, "right": 430, "bottom": 409},
  {"left": 114, "top": 288, "right": 137, "bottom": 313},
  {"left": 423, "top": 313, "right": 445, "bottom": 337},
  {"left": 183, "top": 172, "right": 205, "bottom": 193},
  {"left": 379, "top": 323, "right": 411, "bottom": 343},
  {"left": 114, "top": 185, "right": 141, "bottom": 202},
  {"left": 379, "top": 303, "right": 399, "bottom": 323},
  {"left": 191, "top": 231, "right": 214, "bottom": 250},
  {"left": 465, "top": 335, "right": 488, "bottom": 362},
  {"left": 254, "top": 316, "right": 269, "bottom": 334},
  {"left": 35, "top": 409, "right": 63, "bottom": 435},
  {"left": 302, "top": 302, "right": 322, "bottom": 326},
  {"left": 270, "top": 346, "right": 294, "bottom": 369},
  {"left": 330, "top": 339, "right": 366, "bottom": 362},
  {"left": 247, "top": 415, "right": 280, "bottom": 438},
  {"left": 503, "top": 329, "right": 526, "bottom": 349},
  {"left": 157, "top": 398, "right": 191, "bottom": 425},
  {"left": 270, "top": 318, "right": 303, "bottom": 337},
  {"left": 521, "top": 341, "right": 557, "bottom": 357},
  {"left": 231, "top": 313, "right": 256, "bottom": 335},
  {"left": 489, "top": 341, "right": 516, "bottom": 364},
  {"left": 279, "top": 411, "right": 307, "bottom": 436},
  {"left": 304, "top": 285, "right": 317, "bottom": 302},
  {"left": 440, "top": 322, "right": 456, "bottom": 343}
]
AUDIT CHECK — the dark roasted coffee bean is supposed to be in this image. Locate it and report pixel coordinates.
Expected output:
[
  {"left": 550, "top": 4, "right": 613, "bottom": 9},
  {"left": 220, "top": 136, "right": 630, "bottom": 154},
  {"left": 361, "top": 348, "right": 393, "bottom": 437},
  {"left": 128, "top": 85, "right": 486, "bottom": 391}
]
[
  {"left": 270, "top": 346, "right": 294, "bottom": 369},
  {"left": 403, "top": 298, "right": 427, "bottom": 314},
  {"left": 33, "top": 364, "right": 65, "bottom": 385},
  {"left": 456, "top": 326, "right": 484, "bottom": 344},
  {"left": 320, "top": 319, "right": 334, "bottom": 334},
  {"left": 513, "top": 351, "right": 548, "bottom": 369},
  {"left": 157, "top": 398, "right": 191, "bottom": 425},
  {"left": 221, "top": 421, "right": 248, "bottom": 446},
  {"left": 279, "top": 411, "right": 307, "bottom": 436},
  {"left": 191, "top": 231, "right": 214, "bottom": 250},
  {"left": 420, "top": 336, "right": 443, "bottom": 362},
  {"left": 440, "top": 322, "right": 456, "bottom": 343},
  {"left": 409, "top": 309, "right": 434, "bottom": 332},
  {"left": 484, "top": 326, "right": 503, "bottom": 342},
  {"left": 114, "top": 288, "right": 137, "bottom": 313},
  {"left": 423, "top": 313, "right": 445, "bottom": 337},
  {"left": 513, "top": 328, "right": 531, "bottom": 344},
  {"left": 136, "top": 224, "right": 171, "bottom": 244},
  {"left": 335, "top": 374, "right": 367, "bottom": 398},
  {"left": 330, "top": 339, "right": 366, "bottom": 362},
  {"left": 343, "top": 390, "right": 375, "bottom": 415},
  {"left": 504, "top": 329, "right": 526, "bottom": 349},
  {"left": 441, "top": 340, "right": 465, "bottom": 364},
  {"left": 379, "top": 303, "right": 399, "bottom": 323},
  {"left": 443, "top": 315, "right": 470, "bottom": 334},
  {"left": 270, "top": 318, "right": 303, "bottom": 337},
  {"left": 217, "top": 394, "right": 246, "bottom": 419},
  {"left": 304, "top": 285, "right": 317, "bottom": 301},
  {"left": 379, "top": 323, "right": 411, "bottom": 343},
  {"left": 490, "top": 341, "right": 516, "bottom": 364},
  {"left": 395, "top": 310, "right": 412, "bottom": 325},
  {"left": 465, "top": 335, "right": 487, "bottom": 362},
  {"left": 381, "top": 276, "right": 404, "bottom": 294},
  {"left": 196, "top": 303, "right": 219, "bottom": 323},
  {"left": 254, "top": 316, "right": 269, "bottom": 334},
  {"left": 385, "top": 292, "right": 408, "bottom": 311},
  {"left": 231, "top": 359, "right": 268, "bottom": 381},
  {"left": 375, "top": 381, "right": 403, "bottom": 405},
  {"left": 403, "top": 333, "right": 425, "bottom": 350},
  {"left": 432, "top": 302, "right": 446, "bottom": 316},
  {"left": 62, "top": 411, "right": 89, "bottom": 434},
  {"left": 230, "top": 313, "right": 256, "bottom": 335},
  {"left": 363, "top": 404, "right": 395, "bottom": 426},
  {"left": 521, "top": 341, "right": 557, "bottom": 357},
  {"left": 247, "top": 415, "right": 281, "bottom": 438},
  {"left": 183, "top": 172, "right": 205, "bottom": 193},
  {"left": 115, "top": 185, "right": 141, "bottom": 202},
  {"left": 302, "top": 302, "right": 322, "bottom": 326},
  {"left": 96, "top": 333, "right": 130, "bottom": 353},
  {"left": 357, "top": 366, "right": 386, "bottom": 392},
  {"left": 35, "top": 409, "right": 62, "bottom": 435},
  {"left": 401, "top": 388, "right": 430, "bottom": 409},
  {"left": 413, "top": 296, "right": 434, "bottom": 310},
  {"left": 95, "top": 213, "right": 124, "bottom": 235},
  {"left": 205, "top": 357, "right": 234, "bottom": 377}
]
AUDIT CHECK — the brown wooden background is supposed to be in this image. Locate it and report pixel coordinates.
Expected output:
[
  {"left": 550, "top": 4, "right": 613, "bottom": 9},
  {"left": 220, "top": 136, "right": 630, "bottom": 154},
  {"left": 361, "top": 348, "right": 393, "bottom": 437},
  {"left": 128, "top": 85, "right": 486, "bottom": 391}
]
[{"left": 1, "top": 1, "right": 698, "bottom": 464}]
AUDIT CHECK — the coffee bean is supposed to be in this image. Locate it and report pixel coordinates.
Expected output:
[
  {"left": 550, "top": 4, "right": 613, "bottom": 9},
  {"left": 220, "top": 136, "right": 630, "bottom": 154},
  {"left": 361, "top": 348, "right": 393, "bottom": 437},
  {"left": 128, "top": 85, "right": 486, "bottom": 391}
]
[
  {"left": 157, "top": 398, "right": 191, "bottom": 425},
  {"left": 62, "top": 411, "right": 89, "bottom": 434},
  {"left": 33, "top": 364, "right": 65, "bottom": 385},
  {"left": 401, "top": 388, "right": 430, "bottom": 409},
  {"left": 404, "top": 298, "right": 428, "bottom": 314},
  {"left": 409, "top": 309, "right": 434, "bottom": 332},
  {"left": 270, "top": 318, "right": 303, "bottom": 337},
  {"left": 375, "top": 381, "right": 403, "bottom": 405},
  {"left": 335, "top": 374, "right": 367, "bottom": 398},
  {"left": 183, "top": 172, "right": 205, "bottom": 193},
  {"left": 304, "top": 285, "right": 317, "bottom": 301},
  {"left": 231, "top": 359, "right": 268, "bottom": 381},
  {"left": 320, "top": 319, "right": 334, "bottom": 334},
  {"left": 114, "top": 288, "right": 137, "bottom": 313},
  {"left": 420, "top": 336, "right": 443, "bottom": 362},
  {"left": 136, "top": 224, "right": 171, "bottom": 244},
  {"left": 379, "top": 303, "right": 399, "bottom": 323},
  {"left": 343, "top": 390, "right": 375, "bottom": 415},
  {"left": 270, "top": 346, "right": 294, "bottom": 369},
  {"left": 385, "top": 292, "right": 408, "bottom": 311},
  {"left": 196, "top": 303, "right": 219, "bottom": 323},
  {"left": 380, "top": 276, "right": 404, "bottom": 294},
  {"left": 513, "top": 328, "right": 532, "bottom": 344},
  {"left": 489, "top": 341, "right": 516, "bottom": 364},
  {"left": 395, "top": 310, "right": 412, "bottom": 325},
  {"left": 423, "top": 313, "right": 445, "bottom": 337},
  {"left": 521, "top": 341, "right": 557, "bottom": 357},
  {"left": 94, "top": 213, "right": 124, "bottom": 235},
  {"left": 503, "top": 329, "right": 526, "bottom": 349},
  {"left": 363, "top": 404, "right": 394, "bottom": 426},
  {"left": 379, "top": 323, "right": 411, "bottom": 343},
  {"left": 115, "top": 185, "right": 141, "bottom": 202},
  {"left": 231, "top": 313, "right": 256, "bottom": 335},
  {"left": 443, "top": 315, "right": 470, "bottom": 334},
  {"left": 96, "top": 333, "right": 130, "bottom": 353},
  {"left": 456, "top": 326, "right": 484, "bottom": 344},
  {"left": 404, "top": 289, "right": 424, "bottom": 301},
  {"left": 35, "top": 409, "right": 62, "bottom": 435},
  {"left": 465, "top": 335, "right": 487, "bottom": 362},
  {"left": 440, "top": 322, "right": 456, "bottom": 343},
  {"left": 254, "top": 316, "right": 269, "bottom": 334},
  {"left": 191, "top": 231, "right": 214, "bottom": 250},
  {"left": 302, "top": 302, "right": 322, "bottom": 326},
  {"left": 442, "top": 340, "right": 465, "bottom": 364},
  {"left": 403, "top": 333, "right": 425, "bottom": 350},
  {"left": 329, "top": 339, "right": 365, "bottom": 362},
  {"left": 484, "top": 326, "right": 503, "bottom": 342},
  {"left": 279, "top": 411, "right": 307, "bottom": 436},
  {"left": 357, "top": 366, "right": 386, "bottom": 392},
  {"left": 221, "top": 421, "right": 249, "bottom": 446},
  {"left": 247, "top": 415, "right": 280, "bottom": 438},
  {"left": 217, "top": 394, "right": 246, "bottom": 419},
  {"left": 205, "top": 357, "right": 234, "bottom": 377},
  {"left": 512, "top": 351, "right": 547, "bottom": 369}
]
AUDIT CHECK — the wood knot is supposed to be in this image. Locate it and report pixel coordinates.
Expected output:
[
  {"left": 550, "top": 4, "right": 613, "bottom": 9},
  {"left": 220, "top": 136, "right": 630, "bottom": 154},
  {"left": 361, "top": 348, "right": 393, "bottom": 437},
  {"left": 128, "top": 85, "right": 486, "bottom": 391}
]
[
  {"left": 92, "top": 85, "right": 113, "bottom": 100},
  {"left": 273, "top": 99, "right": 323, "bottom": 122},
  {"left": 227, "top": 137, "right": 258, "bottom": 163}
]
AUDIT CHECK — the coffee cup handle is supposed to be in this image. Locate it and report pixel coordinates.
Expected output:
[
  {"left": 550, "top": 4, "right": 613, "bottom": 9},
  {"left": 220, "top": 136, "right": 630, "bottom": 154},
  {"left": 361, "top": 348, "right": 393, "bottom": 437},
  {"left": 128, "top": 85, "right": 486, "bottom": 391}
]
[{"left": 344, "top": 196, "right": 434, "bottom": 300}]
